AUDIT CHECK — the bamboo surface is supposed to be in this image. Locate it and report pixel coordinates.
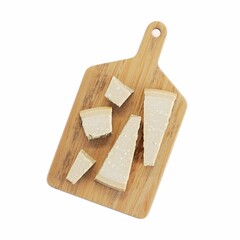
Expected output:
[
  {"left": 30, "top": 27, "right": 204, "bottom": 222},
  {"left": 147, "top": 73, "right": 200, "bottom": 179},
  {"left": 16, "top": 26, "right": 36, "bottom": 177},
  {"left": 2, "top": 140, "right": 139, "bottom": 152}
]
[{"left": 47, "top": 21, "right": 187, "bottom": 218}]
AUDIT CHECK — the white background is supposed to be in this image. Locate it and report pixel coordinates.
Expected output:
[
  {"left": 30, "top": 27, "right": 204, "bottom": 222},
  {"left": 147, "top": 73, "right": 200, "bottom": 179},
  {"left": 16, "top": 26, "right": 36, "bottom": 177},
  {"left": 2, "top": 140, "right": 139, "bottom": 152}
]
[{"left": 0, "top": 0, "right": 239, "bottom": 239}]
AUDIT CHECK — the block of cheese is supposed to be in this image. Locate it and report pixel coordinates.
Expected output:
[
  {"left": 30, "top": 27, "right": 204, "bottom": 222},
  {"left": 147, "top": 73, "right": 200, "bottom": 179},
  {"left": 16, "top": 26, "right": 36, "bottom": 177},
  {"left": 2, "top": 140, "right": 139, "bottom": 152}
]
[
  {"left": 105, "top": 76, "right": 134, "bottom": 107},
  {"left": 144, "top": 89, "right": 177, "bottom": 166},
  {"left": 66, "top": 149, "right": 96, "bottom": 184},
  {"left": 95, "top": 115, "right": 141, "bottom": 191},
  {"left": 80, "top": 107, "right": 112, "bottom": 140}
]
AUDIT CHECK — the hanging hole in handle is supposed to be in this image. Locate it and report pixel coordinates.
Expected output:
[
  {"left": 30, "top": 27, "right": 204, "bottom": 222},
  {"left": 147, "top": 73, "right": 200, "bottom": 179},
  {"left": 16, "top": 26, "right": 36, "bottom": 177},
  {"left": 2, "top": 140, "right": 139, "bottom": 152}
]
[{"left": 152, "top": 28, "right": 161, "bottom": 38}]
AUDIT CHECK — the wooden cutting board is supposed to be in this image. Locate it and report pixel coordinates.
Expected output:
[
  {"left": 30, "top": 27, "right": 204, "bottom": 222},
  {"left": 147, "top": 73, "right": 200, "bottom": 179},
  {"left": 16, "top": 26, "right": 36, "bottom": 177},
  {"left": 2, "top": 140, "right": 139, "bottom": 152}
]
[{"left": 47, "top": 21, "right": 187, "bottom": 218}]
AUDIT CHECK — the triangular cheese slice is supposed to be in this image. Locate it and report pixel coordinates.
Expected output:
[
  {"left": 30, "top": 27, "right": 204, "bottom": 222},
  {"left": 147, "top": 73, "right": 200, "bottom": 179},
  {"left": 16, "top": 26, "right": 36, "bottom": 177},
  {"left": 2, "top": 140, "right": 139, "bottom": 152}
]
[
  {"left": 95, "top": 115, "right": 141, "bottom": 191},
  {"left": 66, "top": 149, "right": 96, "bottom": 184},
  {"left": 144, "top": 89, "right": 177, "bottom": 166}
]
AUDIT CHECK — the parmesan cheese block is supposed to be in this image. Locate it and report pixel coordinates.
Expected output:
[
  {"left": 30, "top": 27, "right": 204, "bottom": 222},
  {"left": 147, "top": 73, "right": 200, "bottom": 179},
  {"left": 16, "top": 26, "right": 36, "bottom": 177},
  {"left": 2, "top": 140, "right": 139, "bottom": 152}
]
[
  {"left": 95, "top": 115, "right": 141, "bottom": 191},
  {"left": 105, "top": 76, "right": 134, "bottom": 107},
  {"left": 66, "top": 149, "right": 96, "bottom": 184},
  {"left": 144, "top": 89, "right": 177, "bottom": 166},
  {"left": 80, "top": 107, "right": 112, "bottom": 140}
]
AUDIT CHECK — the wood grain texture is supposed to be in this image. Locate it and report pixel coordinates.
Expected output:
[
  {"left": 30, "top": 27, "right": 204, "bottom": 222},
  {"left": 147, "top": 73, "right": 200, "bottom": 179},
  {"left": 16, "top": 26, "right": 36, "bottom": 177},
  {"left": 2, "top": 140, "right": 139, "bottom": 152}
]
[{"left": 47, "top": 21, "right": 187, "bottom": 218}]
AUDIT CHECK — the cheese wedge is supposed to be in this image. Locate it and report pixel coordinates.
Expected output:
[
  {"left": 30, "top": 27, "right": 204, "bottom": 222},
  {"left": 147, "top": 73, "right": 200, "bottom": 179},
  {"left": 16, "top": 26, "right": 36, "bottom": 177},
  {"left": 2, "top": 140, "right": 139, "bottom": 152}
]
[
  {"left": 105, "top": 76, "right": 134, "bottom": 107},
  {"left": 95, "top": 115, "right": 141, "bottom": 191},
  {"left": 80, "top": 107, "right": 112, "bottom": 140},
  {"left": 66, "top": 149, "right": 96, "bottom": 184},
  {"left": 144, "top": 89, "right": 177, "bottom": 166}
]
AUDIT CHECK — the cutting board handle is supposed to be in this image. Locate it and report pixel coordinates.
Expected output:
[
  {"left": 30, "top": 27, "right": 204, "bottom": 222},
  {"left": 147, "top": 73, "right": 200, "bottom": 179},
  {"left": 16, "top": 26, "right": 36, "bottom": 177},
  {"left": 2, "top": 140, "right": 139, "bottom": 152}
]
[{"left": 135, "top": 21, "right": 167, "bottom": 67}]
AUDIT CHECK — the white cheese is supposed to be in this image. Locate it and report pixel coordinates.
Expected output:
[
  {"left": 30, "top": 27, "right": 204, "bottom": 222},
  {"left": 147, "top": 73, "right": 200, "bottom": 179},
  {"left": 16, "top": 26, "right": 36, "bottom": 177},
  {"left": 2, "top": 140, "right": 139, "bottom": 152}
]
[
  {"left": 105, "top": 76, "right": 134, "bottom": 107},
  {"left": 80, "top": 107, "right": 112, "bottom": 140},
  {"left": 144, "top": 89, "right": 177, "bottom": 166},
  {"left": 66, "top": 149, "right": 96, "bottom": 184},
  {"left": 95, "top": 115, "right": 141, "bottom": 191}
]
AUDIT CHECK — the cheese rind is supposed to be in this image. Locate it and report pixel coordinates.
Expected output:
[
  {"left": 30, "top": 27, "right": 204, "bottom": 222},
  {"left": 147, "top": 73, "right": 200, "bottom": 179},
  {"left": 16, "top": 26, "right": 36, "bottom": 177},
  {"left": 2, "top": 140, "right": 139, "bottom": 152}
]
[
  {"left": 66, "top": 149, "right": 96, "bottom": 184},
  {"left": 144, "top": 89, "right": 177, "bottom": 166},
  {"left": 105, "top": 76, "right": 134, "bottom": 107},
  {"left": 94, "top": 175, "right": 126, "bottom": 192},
  {"left": 79, "top": 107, "right": 112, "bottom": 140},
  {"left": 95, "top": 115, "right": 141, "bottom": 191}
]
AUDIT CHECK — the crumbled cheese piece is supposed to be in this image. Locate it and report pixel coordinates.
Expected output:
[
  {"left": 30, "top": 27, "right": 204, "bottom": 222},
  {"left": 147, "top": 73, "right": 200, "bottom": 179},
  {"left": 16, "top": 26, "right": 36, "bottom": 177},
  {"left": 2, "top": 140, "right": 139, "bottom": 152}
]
[
  {"left": 105, "top": 76, "right": 134, "bottom": 107},
  {"left": 66, "top": 149, "right": 96, "bottom": 184},
  {"left": 95, "top": 115, "right": 141, "bottom": 191},
  {"left": 144, "top": 89, "right": 177, "bottom": 166},
  {"left": 80, "top": 107, "right": 112, "bottom": 140}
]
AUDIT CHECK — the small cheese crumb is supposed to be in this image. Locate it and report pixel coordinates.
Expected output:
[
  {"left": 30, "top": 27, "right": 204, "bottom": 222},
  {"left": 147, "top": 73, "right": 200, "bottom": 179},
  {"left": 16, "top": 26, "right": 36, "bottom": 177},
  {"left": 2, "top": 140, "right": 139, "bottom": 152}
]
[
  {"left": 66, "top": 149, "right": 96, "bottom": 184},
  {"left": 80, "top": 107, "right": 112, "bottom": 140},
  {"left": 144, "top": 89, "right": 177, "bottom": 166},
  {"left": 105, "top": 76, "right": 134, "bottom": 107}
]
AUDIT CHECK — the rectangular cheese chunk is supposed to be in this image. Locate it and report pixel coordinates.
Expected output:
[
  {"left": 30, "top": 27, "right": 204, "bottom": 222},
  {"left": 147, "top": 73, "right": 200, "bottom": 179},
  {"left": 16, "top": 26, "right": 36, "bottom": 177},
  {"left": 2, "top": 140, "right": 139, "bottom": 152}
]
[
  {"left": 105, "top": 76, "right": 134, "bottom": 107},
  {"left": 80, "top": 107, "right": 112, "bottom": 140},
  {"left": 144, "top": 89, "right": 177, "bottom": 166}
]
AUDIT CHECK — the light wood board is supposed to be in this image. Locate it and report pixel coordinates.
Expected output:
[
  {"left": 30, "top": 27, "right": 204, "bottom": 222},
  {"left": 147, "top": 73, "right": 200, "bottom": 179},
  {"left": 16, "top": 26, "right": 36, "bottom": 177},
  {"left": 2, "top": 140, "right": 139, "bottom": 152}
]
[{"left": 47, "top": 21, "right": 187, "bottom": 218}]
